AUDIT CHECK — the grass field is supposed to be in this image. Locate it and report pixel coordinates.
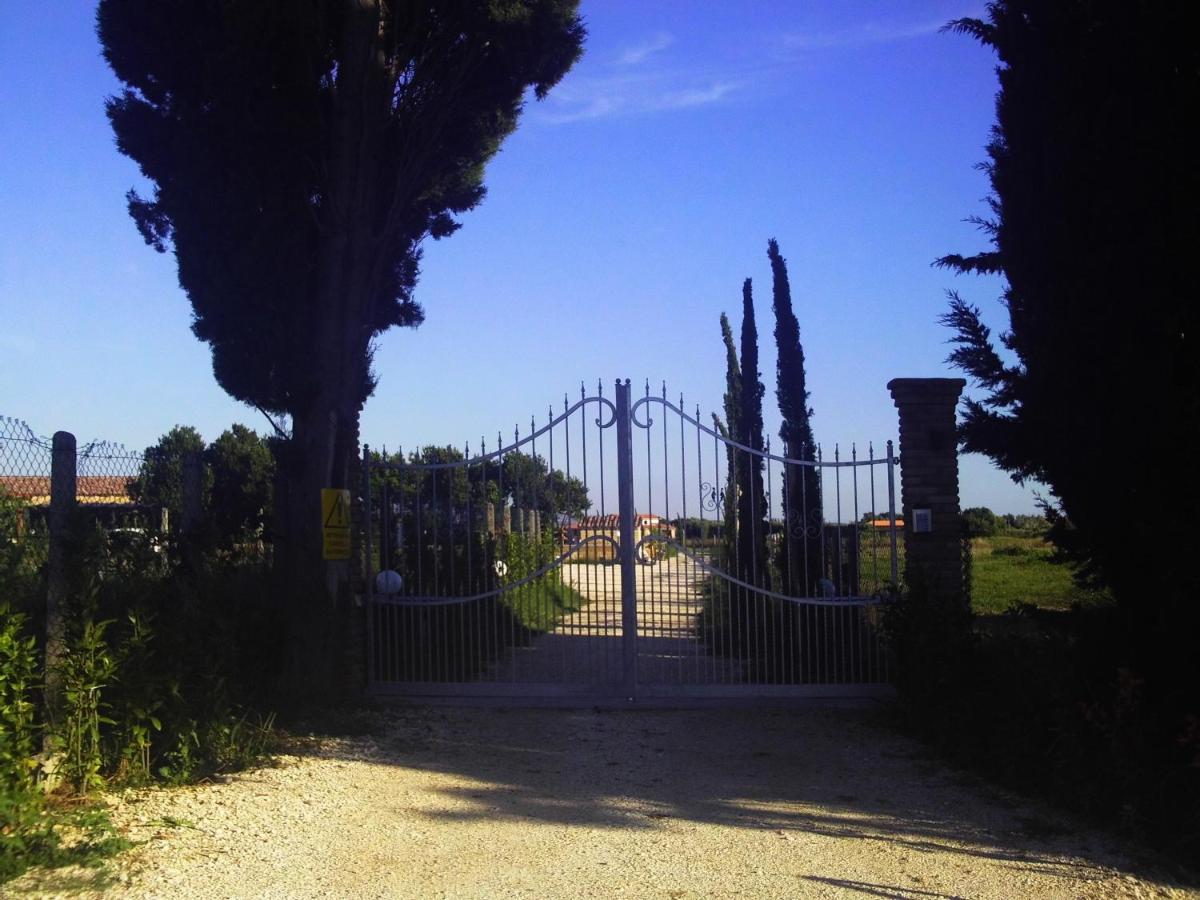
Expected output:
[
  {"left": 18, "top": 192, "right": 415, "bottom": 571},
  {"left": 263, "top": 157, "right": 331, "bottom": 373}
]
[{"left": 970, "top": 534, "right": 1110, "bottom": 614}]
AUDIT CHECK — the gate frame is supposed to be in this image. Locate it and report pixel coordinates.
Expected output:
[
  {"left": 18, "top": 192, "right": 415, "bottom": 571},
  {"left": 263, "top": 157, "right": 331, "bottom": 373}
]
[{"left": 360, "top": 377, "right": 947, "bottom": 704}]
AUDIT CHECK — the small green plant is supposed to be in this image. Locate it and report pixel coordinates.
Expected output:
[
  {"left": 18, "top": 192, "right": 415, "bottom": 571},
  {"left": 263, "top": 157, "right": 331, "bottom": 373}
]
[
  {"left": 0, "top": 604, "right": 39, "bottom": 791},
  {"left": 111, "top": 609, "right": 163, "bottom": 784},
  {"left": 56, "top": 613, "right": 118, "bottom": 796},
  {"left": 0, "top": 792, "right": 130, "bottom": 885}
]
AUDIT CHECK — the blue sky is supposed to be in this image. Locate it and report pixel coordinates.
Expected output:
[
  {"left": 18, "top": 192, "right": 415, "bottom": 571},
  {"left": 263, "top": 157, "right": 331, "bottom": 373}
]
[{"left": 0, "top": 1, "right": 1042, "bottom": 515}]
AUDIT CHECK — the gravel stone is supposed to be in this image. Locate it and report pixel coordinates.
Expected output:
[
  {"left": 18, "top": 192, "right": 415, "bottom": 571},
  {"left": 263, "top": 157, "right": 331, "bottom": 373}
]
[{"left": 7, "top": 706, "right": 1196, "bottom": 899}]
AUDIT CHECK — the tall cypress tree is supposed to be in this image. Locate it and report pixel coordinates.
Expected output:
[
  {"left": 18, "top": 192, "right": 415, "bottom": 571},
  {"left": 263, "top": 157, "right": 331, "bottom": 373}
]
[
  {"left": 737, "top": 279, "right": 769, "bottom": 588},
  {"left": 718, "top": 313, "right": 741, "bottom": 569},
  {"left": 769, "top": 239, "right": 821, "bottom": 594}
]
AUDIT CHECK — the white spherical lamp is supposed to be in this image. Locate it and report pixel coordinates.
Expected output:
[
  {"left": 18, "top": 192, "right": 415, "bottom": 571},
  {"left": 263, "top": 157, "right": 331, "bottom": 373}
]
[{"left": 374, "top": 569, "right": 403, "bottom": 595}]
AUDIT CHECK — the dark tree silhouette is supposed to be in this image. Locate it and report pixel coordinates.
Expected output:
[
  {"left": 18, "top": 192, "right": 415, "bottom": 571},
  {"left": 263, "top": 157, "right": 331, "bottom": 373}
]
[
  {"left": 717, "top": 313, "right": 741, "bottom": 568},
  {"left": 500, "top": 452, "right": 589, "bottom": 523},
  {"left": 737, "top": 279, "right": 769, "bottom": 589},
  {"left": 768, "top": 239, "right": 821, "bottom": 594},
  {"left": 206, "top": 425, "right": 274, "bottom": 547},
  {"left": 939, "top": 2, "right": 1199, "bottom": 694},
  {"left": 133, "top": 426, "right": 209, "bottom": 529},
  {"left": 97, "top": 1, "right": 584, "bottom": 693}
]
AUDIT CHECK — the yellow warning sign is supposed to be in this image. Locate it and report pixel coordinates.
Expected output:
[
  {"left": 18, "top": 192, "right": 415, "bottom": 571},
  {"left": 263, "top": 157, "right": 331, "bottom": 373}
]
[{"left": 321, "top": 488, "right": 351, "bottom": 560}]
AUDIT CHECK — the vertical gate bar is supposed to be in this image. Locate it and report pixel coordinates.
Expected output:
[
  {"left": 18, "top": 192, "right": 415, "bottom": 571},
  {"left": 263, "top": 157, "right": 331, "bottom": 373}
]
[
  {"left": 887, "top": 440, "right": 899, "bottom": 587},
  {"left": 679, "top": 394, "right": 687, "bottom": 550},
  {"left": 852, "top": 444, "right": 861, "bottom": 595},
  {"left": 817, "top": 444, "right": 826, "bottom": 588},
  {"left": 481, "top": 435, "right": 491, "bottom": 682},
  {"left": 783, "top": 439, "right": 793, "bottom": 597},
  {"left": 800, "top": 443, "right": 809, "bottom": 594},
  {"left": 597, "top": 380, "right": 606, "bottom": 517},
  {"left": 615, "top": 379, "right": 638, "bottom": 699},
  {"left": 835, "top": 444, "right": 843, "bottom": 596},
  {"left": 563, "top": 395, "right": 571, "bottom": 480},
  {"left": 834, "top": 444, "right": 842, "bottom": 682},
  {"left": 363, "top": 444, "right": 375, "bottom": 689},
  {"left": 768, "top": 436, "right": 777, "bottom": 681},
  {"left": 870, "top": 443, "right": 879, "bottom": 591}
]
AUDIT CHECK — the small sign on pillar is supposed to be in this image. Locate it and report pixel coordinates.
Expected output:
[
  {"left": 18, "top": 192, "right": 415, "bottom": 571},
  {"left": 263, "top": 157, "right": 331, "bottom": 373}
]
[{"left": 321, "top": 488, "right": 352, "bottom": 560}]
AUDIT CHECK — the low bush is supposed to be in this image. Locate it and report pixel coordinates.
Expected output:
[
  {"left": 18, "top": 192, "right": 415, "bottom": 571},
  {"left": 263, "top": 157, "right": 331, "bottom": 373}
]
[
  {"left": 0, "top": 521, "right": 281, "bottom": 885},
  {"left": 885, "top": 575, "right": 1200, "bottom": 869}
]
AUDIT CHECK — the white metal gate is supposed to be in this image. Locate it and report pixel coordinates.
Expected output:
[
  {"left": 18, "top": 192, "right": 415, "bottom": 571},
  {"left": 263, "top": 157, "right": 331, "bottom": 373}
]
[{"left": 364, "top": 380, "right": 897, "bottom": 701}]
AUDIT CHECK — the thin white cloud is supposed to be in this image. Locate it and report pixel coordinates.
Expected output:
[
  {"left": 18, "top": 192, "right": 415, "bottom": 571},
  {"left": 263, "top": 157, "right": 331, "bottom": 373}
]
[
  {"left": 659, "top": 82, "right": 737, "bottom": 110},
  {"left": 614, "top": 32, "right": 673, "bottom": 67},
  {"left": 781, "top": 19, "right": 946, "bottom": 52},
  {"left": 537, "top": 73, "right": 739, "bottom": 124}
]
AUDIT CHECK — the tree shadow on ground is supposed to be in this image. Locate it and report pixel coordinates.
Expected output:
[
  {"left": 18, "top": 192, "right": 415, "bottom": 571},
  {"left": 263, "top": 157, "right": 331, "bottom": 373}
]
[{"left": 293, "top": 705, "right": 1193, "bottom": 893}]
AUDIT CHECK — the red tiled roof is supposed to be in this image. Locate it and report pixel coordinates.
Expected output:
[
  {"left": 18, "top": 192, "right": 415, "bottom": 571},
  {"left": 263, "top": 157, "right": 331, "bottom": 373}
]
[
  {"left": 0, "top": 475, "right": 137, "bottom": 504},
  {"left": 579, "top": 513, "right": 667, "bottom": 529}
]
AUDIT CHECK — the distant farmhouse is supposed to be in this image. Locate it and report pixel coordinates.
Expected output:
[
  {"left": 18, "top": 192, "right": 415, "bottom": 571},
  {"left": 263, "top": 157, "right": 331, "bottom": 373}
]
[
  {"left": 562, "top": 513, "right": 675, "bottom": 561},
  {"left": 0, "top": 475, "right": 137, "bottom": 507}
]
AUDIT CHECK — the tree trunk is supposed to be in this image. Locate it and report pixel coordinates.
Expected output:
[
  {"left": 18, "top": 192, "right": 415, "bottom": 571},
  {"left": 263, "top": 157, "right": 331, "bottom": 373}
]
[{"left": 271, "top": 1, "right": 391, "bottom": 707}]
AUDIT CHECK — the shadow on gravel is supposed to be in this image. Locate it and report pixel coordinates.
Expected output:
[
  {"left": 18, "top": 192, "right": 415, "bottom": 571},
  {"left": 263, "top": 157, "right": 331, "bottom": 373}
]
[{"left": 296, "top": 705, "right": 1191, "bottom": 893}]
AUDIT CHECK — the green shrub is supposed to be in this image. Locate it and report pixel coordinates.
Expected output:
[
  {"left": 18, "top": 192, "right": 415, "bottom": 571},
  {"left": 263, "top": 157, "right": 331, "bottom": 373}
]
[
  {"left": 0, "top": 604, "right": 39, "bottom": 792},
  {"left": 57, "top": 613, "right": 118, "bottom": 797},
  {"left": 498, "top": 530, "right": 584, "bottom": 632},
  {"left": 0, "top": 790, "right": 129, "bottom": 885},
  {"left": 962, "top": 506, "right": 998, "bottom": 538}
]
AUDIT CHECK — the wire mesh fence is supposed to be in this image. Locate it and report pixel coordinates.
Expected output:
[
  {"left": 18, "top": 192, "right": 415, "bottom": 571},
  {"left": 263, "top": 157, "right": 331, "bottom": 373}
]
[
  {"left": 0, "top": 416, "right": 171, "bottom": 593},
  {"left": 0, "top": 416, "right": 53, "bottom": 582}
]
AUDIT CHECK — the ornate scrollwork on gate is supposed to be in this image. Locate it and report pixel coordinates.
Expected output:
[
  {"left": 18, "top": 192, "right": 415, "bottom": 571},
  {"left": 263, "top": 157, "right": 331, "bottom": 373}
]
[{"left": 700, "top": 480, "right": 724, "bottom": 513}]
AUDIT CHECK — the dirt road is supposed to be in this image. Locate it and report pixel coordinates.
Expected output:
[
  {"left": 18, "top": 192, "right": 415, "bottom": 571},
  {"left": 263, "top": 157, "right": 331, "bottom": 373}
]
[{"left": 11, "top": 706, "right": 1194, "bottom": 899}]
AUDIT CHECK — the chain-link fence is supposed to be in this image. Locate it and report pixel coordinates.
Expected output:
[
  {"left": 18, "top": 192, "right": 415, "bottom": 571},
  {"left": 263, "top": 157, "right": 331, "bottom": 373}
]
[
  {"left": 0, "top": 416, "right": 53, "bottom": 582},
  {"left": 0, "top": 417, "right": 164, "bottom": 592}
]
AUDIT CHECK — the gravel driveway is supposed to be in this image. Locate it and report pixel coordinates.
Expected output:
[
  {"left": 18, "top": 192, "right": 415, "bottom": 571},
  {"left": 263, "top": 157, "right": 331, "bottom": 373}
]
[{"left": 10, "top": 706, "right": 1195, "bottom": 899}]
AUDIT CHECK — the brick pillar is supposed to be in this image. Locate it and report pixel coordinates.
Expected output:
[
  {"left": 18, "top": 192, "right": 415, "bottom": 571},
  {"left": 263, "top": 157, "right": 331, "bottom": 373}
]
[{"left": 887, "top": 378, "right": 967, "bottom": 609}]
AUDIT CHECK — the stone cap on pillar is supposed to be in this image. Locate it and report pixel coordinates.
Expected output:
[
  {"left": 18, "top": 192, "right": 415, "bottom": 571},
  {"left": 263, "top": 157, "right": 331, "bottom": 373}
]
[{"left": 887, "top": 378, "right": 966, "bottom": 407}]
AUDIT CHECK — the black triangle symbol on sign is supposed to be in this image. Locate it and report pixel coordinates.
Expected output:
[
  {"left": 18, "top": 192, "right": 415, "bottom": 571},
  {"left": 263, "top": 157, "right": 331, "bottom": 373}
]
[{"left": 325, "top": 493, "right": 347, "bottom": 528}]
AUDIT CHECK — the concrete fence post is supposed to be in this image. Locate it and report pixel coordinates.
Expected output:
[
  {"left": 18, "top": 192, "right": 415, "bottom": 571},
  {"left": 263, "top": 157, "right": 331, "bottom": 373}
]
[
  {"left": 45, "top": 430, "right": 77, "bottom": 738},
  {"left": 887, "top": 378, "right": 967, "bottom": 609},
  {"left": 502, "top": 503, "right": 511, "bottom": 535}
]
